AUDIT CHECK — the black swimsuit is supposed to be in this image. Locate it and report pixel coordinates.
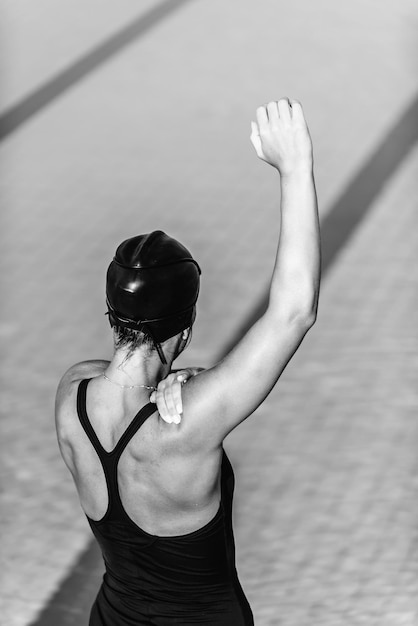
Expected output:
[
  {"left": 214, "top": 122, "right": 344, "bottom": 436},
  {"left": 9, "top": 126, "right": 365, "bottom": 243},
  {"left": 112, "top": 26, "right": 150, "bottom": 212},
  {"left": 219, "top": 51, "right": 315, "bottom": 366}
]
[{"left": 77, "top": 379, "right": 254, "bottom": 626}]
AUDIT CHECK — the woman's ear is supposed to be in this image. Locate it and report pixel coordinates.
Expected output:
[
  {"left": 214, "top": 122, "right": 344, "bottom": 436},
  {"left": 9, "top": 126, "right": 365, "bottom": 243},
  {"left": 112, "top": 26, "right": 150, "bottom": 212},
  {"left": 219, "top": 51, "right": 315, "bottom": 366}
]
[{"left": 175, "top": 328, "right": 191, "bottom": 357}]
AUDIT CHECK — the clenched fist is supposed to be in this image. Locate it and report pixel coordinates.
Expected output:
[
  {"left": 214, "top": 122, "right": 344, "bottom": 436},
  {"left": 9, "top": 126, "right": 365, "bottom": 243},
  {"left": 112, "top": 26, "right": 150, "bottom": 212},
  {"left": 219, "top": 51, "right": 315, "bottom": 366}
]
[{"left": 250, "top": 99, "right": 313, "bottom": 177}]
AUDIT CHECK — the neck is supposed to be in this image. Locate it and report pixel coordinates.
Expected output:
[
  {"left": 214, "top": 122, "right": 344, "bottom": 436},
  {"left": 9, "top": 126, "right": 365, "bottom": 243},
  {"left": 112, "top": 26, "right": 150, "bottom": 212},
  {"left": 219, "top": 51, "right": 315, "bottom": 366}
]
[{"left": 105, "top": 346, "right": 171, "bottom": 388}]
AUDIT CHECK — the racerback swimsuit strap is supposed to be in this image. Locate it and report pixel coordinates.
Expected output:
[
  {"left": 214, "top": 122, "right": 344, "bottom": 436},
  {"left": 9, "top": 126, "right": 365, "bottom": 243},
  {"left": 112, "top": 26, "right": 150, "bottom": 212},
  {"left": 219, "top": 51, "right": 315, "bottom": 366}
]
[{"left": 76, "top": 378, "right": 157, "bottom": 520}]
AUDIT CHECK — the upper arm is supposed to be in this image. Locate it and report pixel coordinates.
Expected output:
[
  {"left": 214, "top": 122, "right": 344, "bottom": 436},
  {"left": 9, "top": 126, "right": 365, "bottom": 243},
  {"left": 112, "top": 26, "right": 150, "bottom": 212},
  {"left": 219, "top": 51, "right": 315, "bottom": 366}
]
[
  {"left": 55, "top": 359, "right": 110, "bottom": 466},
  {"left": 181, "top": 310, "right": 314, "bottom": 444}
]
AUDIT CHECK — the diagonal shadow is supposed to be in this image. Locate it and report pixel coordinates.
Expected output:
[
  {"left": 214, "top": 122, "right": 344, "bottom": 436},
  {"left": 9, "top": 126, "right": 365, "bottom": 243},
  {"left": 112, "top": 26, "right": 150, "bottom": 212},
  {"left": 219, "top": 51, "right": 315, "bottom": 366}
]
[{"left": 0, "top": 0, "right": 193, "bottom": 141}]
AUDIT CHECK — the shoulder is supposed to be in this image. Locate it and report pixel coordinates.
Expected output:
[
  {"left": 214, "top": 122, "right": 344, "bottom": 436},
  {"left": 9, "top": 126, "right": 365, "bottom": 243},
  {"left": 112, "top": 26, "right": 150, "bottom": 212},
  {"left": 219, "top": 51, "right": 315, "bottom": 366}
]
[
  {"left": 55, "top": 359, "right": 109, "bottom": 420},
  {"left": 57, "top": 359, "right": 109, "bottom": 392},
  {"left": 54, "top": 360, "right": 106, "bottom": 471},
  {"left": 55, "top": 360, "right": 109, "bottom": 461}
]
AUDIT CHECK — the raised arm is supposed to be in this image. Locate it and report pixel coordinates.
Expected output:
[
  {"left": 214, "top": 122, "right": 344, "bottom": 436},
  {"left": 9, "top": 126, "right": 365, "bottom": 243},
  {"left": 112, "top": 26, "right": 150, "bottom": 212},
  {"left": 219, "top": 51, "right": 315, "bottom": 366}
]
[{"left": 178, "top": 99, "right": 320, "bottom": 443}]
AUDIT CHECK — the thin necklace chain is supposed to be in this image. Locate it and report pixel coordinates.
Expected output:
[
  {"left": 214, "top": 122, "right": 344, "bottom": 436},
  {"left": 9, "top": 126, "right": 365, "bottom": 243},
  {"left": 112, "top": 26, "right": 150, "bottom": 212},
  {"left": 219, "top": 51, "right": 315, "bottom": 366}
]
[{"left": 102, "top": 372, "right": 157, "bottom": 391}]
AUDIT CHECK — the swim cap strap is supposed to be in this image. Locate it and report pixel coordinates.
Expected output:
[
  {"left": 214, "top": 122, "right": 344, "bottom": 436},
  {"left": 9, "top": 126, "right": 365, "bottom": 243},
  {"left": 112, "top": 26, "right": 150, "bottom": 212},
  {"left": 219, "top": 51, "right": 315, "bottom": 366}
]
[
  {"left": 106, "top": 304, "right": 172, "bottom": 364},
  {"left": 153, "top": 342, "right": 167, "bottom": 365},
  {"left": 106, "top": 299, "right": 197, "bottom": 326}
]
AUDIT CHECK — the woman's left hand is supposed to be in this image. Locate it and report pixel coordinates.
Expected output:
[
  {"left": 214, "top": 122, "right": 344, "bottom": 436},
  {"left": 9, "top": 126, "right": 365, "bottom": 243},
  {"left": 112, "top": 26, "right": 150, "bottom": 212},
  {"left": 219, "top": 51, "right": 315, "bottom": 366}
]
[{"left": 150, "top": 368, "right": 204, "bottom": 425}]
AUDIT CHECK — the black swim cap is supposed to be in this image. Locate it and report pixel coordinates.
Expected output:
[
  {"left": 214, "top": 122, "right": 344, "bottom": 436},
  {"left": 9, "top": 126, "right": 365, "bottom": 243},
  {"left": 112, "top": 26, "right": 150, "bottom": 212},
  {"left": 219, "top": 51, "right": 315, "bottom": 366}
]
[{"left": 106, "top": 231, "right": 201, "bottom": 357}]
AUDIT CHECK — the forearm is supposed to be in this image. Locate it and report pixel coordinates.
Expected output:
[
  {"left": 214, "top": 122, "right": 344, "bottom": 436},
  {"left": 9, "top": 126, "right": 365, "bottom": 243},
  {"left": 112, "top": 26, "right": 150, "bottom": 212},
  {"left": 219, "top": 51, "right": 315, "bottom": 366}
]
[{"left": 269, "top": 168, "right": 320, "bottom": 321}]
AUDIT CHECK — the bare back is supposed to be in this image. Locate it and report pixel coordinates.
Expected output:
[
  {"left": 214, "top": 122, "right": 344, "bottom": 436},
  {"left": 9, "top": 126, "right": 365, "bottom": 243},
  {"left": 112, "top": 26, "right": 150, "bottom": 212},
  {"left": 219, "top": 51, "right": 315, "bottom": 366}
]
[{"left": 56, "top": 366, "right": 223, "bottom": 537}]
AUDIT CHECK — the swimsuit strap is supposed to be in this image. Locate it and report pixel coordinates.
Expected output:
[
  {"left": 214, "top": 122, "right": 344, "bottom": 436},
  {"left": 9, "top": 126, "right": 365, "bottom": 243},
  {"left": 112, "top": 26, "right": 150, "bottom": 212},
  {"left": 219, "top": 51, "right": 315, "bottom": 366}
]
[
  {"left": 76, "top": 378, "right": 157, "bottom": 460},
  {"left": 76, "top": 378, "right": 157, "bottom": 520}
]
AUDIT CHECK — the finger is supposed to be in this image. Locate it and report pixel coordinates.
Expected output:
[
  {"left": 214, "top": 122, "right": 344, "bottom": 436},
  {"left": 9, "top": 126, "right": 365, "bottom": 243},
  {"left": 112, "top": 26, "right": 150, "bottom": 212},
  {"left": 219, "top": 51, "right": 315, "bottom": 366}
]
[
  {"left": 155, "top": 380, "right": 172, "bottom": 420},
  {"left": 157, "top": 401, "right": 173, "bottom": 423},
  {"left": 156, "top": 396, "right": 177, "bottom": 424},
  {"left": 250, "top": 120, "right": 259, "bottom": 137},
  {"left": 255, "top": 106, "right": 269, "bottom": 131},
  {"left": 163, "top": 382, "right": 179, "bottom": 420},
  {"left": 267, "top": 101, "right": 280, "bottom": 123},
  {"left": 155, "top": 387, "right": 170, "bottom": 421},
  {"left": 289, "top": 99, "right": 305, "bottom": 122},
  {"left": 156, "top": 375, "right": 183, "bottom": 424},
  {"left": 278, "top": 97, "right": 292, "bottom": 121},
  {"left": 150, "top": 391, "right": 156, "bottom": 403},
  {"left": 172, "top": 379, "right": 183, "bottom": 415},
  {"left": 161, "top": 374, "right": 184, "bottom": 421},
  {"left": 176, "top": 371, "right": 189, "bottom": 384},
  {"left": 250, "top": 121, "right": 264, "bottom": 159}
]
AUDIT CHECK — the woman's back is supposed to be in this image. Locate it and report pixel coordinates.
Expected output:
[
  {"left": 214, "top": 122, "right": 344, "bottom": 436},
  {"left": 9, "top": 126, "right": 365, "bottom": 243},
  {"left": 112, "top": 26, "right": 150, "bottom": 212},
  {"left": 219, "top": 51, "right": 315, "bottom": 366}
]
[
  {"left": 59, "top": 373, "right": 223, "bottom": 537},
  {"left": 57, "top": 374, "right": 253, "bottom": 625}
]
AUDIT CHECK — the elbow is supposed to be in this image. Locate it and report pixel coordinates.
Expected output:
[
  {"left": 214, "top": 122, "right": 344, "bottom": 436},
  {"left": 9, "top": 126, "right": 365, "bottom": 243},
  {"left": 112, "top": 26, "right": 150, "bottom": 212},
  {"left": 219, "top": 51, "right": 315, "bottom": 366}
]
[
  {"left": 270, "top": 273, "right": 320, "bottom": 330},
  {"left": 303, "top": 308, "right": 317, "bottom": 330},
  {"left": 291, "top": 283, "right": 320, "bottom": 330},
  {"left": 299, "top": 290, "right": 319, "bottom": 329},
  {"left": 270, "top": 288, "right": 319, "bottom": 331},
  {"left": 291, "top": 305, "right": 317, "bottom": 332},
  {"left": 265, "top": 303, "right": 317, "bottom": 335}
]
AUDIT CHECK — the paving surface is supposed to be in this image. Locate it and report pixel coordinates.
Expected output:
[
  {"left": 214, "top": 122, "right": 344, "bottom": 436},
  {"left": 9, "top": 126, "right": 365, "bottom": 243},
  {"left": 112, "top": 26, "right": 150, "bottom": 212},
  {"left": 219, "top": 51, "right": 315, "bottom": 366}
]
[{"left": 0, "top": 1, "right": 417, "bottom": 624}]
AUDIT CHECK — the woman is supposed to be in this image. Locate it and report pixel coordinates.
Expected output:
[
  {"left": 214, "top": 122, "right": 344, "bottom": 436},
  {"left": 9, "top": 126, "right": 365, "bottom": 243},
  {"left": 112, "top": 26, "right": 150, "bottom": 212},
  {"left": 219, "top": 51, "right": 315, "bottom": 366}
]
[{"left": 55, "top": 98, "right": 320, "bottom": 625}]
